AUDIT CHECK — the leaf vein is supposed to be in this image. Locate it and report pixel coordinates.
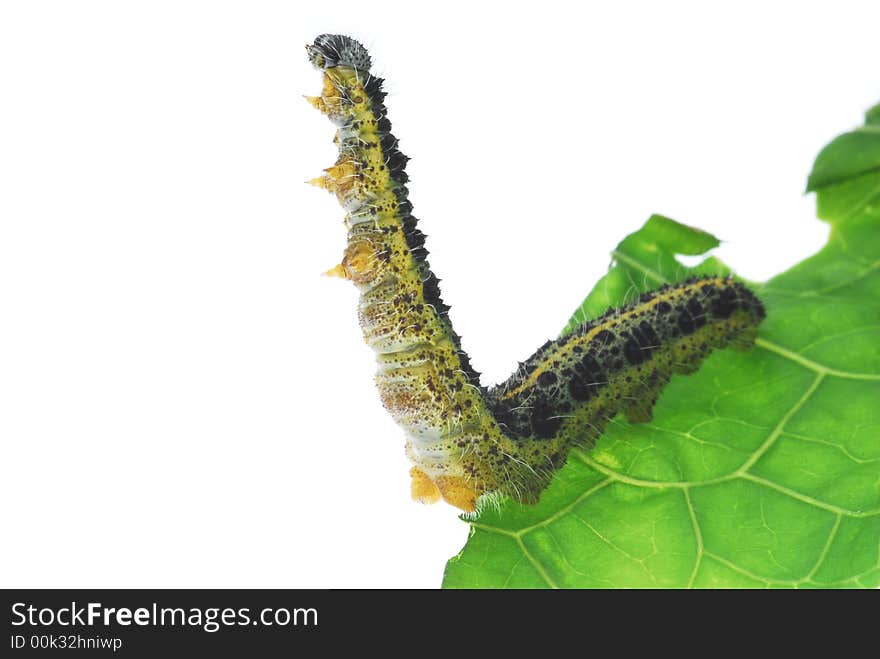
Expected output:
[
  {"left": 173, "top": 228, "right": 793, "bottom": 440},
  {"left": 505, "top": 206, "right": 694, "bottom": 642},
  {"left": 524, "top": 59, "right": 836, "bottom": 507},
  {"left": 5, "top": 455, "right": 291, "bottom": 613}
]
[
  {"left": 739, "top": 472, "right": 880, "bottom": 518},
  {"left": 803, "top": 514, "right": 843, "bottom": 582},
  {"left": 683, "top": 488, "right": 704, "bottom": 588},
  {"left": 516, "top": 536, "right": 559, "bottom": 589},
  {"left": 755, "top": 337, "right": 880, "bottom": 380}
]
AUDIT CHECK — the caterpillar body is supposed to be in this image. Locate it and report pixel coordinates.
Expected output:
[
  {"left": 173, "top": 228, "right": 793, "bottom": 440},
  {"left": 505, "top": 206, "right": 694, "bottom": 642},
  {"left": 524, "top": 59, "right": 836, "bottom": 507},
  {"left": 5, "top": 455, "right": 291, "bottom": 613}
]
[{"left": 306, "top": 34, "right": 766, "bottom": 513}]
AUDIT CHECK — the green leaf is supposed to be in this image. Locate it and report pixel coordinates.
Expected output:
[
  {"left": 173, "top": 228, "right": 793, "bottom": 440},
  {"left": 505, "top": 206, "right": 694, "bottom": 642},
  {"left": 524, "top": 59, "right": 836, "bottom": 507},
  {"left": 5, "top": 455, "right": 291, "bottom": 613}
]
[
  {"left": 443, "top": 106, "right": 880, "bottom": 589},
  {"left": 806, "top": 105, "right": 880, "bottom": 192},
  {"left": 867, "top": 102, "right": 880, "bottom": 127}
]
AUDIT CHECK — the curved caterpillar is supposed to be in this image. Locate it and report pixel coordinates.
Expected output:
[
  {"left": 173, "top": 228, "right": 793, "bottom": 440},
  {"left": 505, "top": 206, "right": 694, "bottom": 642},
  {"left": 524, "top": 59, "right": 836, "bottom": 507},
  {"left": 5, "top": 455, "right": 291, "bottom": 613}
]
[{"left": 306, "top": 34, "right": 766, "bottom": 513}]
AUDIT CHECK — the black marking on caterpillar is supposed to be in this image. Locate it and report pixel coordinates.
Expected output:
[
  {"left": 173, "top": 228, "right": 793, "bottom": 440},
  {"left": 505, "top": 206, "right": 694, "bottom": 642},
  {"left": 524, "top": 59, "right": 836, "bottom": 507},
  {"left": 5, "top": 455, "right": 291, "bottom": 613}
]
[
  {"left": 306, "top": 35, "right": 766, "bottom": 513},
  {"left": 487, "top": 278, "right": 765, "bottom": 441}
]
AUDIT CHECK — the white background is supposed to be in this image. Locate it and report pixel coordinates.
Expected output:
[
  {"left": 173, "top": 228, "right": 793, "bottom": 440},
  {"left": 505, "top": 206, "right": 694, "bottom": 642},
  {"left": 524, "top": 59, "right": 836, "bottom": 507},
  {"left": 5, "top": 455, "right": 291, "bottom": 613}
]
[{"left": 1, "top": 1, "right": 877, "bottom": 588}]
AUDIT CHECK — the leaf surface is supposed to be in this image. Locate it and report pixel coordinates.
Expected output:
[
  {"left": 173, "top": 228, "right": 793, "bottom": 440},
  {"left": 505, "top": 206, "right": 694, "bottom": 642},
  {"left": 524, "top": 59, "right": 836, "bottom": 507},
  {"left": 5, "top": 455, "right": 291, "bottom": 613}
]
[{"left": 443, "top": 106, "right": 880, "bottom": 589}]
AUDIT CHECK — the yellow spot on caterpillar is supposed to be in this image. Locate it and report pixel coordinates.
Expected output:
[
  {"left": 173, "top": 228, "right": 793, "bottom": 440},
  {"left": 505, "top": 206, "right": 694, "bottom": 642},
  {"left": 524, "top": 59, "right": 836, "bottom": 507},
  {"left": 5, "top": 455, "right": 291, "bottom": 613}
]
[{"left": 410, "top": 467, "right": 441, "bottom": 505}]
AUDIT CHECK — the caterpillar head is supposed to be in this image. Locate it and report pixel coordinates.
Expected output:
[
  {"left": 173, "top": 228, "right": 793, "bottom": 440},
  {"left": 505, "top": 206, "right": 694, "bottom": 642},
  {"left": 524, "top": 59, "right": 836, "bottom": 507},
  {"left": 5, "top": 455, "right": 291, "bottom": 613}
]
[{"left": 307, "top": 34, "right": 372, "bottom": 72}]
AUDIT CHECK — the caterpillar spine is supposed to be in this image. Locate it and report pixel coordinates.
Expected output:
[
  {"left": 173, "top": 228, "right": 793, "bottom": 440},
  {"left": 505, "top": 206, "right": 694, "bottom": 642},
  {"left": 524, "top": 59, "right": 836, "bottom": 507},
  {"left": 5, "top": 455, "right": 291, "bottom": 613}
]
[{"left": 306, "top": 34, "right": 766, "bottom": 513}]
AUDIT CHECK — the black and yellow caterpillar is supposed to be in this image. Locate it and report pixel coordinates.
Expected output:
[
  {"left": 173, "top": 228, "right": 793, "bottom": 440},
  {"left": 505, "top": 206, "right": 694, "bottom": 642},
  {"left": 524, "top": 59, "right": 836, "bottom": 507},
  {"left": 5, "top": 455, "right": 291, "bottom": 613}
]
[{"left": 306, "top": 34, "right": 765, "bottom": 513}]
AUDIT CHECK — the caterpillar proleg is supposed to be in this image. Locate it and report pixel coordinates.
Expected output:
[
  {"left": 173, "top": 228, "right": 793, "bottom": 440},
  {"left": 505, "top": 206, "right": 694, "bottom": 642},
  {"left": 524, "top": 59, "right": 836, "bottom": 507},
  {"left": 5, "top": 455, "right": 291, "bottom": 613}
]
[{"left": 306, "top": 34, "right": 766, "bottom": 513}]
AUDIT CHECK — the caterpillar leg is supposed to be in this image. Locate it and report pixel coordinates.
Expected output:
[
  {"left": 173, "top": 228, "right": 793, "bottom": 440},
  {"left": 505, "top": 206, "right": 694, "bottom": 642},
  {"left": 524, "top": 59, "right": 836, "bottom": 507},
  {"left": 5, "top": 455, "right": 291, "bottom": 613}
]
[
  {"left": 410, "top": 466, "right": 441, "bottom": 505},
  {"left": 434, "top": 476, "right": 479, "bottom": 514},
  {"left": 730, "top": 324, "right": 759, "bottom": 351},
  {"left": 622, "top": 395, "right": 657, "bottom": 423},
  {"left": 410, "top": 467, "right": 479, "bottom": 513}
]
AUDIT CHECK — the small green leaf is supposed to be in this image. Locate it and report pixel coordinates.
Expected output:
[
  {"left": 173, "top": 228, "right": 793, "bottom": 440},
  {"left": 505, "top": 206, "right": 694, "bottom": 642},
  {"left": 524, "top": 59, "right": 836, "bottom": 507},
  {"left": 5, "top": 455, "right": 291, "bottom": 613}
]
[
  {"left": 805, "top": 109, "right": 880, "bottom": 192},
  {"left": 443, "top": 104, "right": 880, "bottom": 589},
  {"left": 562, "top": 215, "right": 724, "bottom": 336}
]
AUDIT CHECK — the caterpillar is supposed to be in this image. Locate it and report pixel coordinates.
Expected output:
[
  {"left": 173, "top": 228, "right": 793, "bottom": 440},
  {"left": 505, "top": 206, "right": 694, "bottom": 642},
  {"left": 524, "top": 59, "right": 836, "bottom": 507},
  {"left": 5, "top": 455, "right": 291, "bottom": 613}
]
[{"left": 306, "top": 34, "right": 766, "bottom": 513}]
